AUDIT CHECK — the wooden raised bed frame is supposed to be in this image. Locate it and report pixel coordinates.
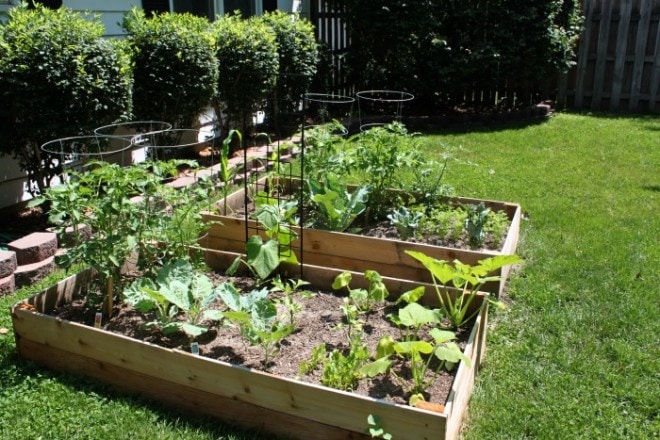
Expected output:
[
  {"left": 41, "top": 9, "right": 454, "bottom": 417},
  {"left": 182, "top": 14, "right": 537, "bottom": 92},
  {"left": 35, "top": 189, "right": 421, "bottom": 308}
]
[
  {"left": 11, "top": 249, "right": 488, "bottom": 440},
  {"left": 202, "top": 176, "right": 522, "bottom": 297}
]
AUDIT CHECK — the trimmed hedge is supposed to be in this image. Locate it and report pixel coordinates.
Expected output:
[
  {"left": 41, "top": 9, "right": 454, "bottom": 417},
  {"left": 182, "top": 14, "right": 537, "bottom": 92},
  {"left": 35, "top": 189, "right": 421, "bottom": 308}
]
[
  {"left": 261, "top": 11, "right": 319, "bottom": 116},
  {"left": 122, "top": 8, "right": 218, "bottom": 128},
  {"left": 211, "top": 13, "right": 279, "bottom": 138},
  {"left": 0, "top": 3, "right": 132, "bottom": 194}
]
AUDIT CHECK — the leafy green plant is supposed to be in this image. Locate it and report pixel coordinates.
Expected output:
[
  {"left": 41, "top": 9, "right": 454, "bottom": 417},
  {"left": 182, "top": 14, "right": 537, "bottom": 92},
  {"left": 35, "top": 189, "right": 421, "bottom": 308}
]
[
  {"left": 387, "top": 206, "right": 423, "bottom": 240},
  {"left": 32, "top": 160, "right": 213, "bottom": 315},
  {"left": 299, "top": 340, "right": 370, "bottom": 391},
  {"left": 122, "top": 8, "right": 218, "bottom": 128},
  {"left": 123, "top": 259, "right": 223, "bottom": 338},
  {"left": 218, "top": 129, "right": 242, "bottom": 215},
  {"left": 361, "top": 302, "right": 469, "bottom": 403},
  {"left": 217, "top": 284, "right": 294, "bottom": 368},
  {"left": 301, "top": 120, "right": 352, "bottom": 183},
  {"left": 0, "top": 3, "right": 132, "bottom": 195},
  {"left": 227, "top": 195, "right": 300, "bottom": 281},
  {"left": 270, "top": 276, "right": 312, "bottom": 328},
  {"left": 421, "top": 206, "right": 467, "bottom": 242},
  {"left": 464, "top": 202, "right": 491, "bottom": 248},
  {"left": 307, "top": 176, "right": 370, "bottom": 232},
  {"left": 332, "top": 270, "right": 389, "bottom": 314},
  {"left": 484, "top": 209, "right": 510, "bottom": 248},
  {"left": 406, "top": 251, "right": 521, "bottom": 328},
  {"left": 348, "top": 123, "right": 437, "bottom": 221},
  {"left": 211, "top": 14, "right": 278, "bottom": 142},
  {"left": 261, "top": 10, "right": 319, "bottom": 119}
]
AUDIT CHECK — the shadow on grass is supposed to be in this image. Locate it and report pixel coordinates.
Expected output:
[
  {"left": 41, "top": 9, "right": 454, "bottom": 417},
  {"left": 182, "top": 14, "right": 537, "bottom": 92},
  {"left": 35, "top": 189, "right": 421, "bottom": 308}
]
[{"left": 0, "top": 349, "right": 287, "bottom": 440}]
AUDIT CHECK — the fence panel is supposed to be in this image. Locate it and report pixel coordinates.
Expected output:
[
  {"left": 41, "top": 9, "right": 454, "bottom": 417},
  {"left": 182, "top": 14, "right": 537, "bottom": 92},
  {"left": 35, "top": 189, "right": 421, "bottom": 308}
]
[{"left": 559, "top": 0, "right": 660, "bottom": 112}]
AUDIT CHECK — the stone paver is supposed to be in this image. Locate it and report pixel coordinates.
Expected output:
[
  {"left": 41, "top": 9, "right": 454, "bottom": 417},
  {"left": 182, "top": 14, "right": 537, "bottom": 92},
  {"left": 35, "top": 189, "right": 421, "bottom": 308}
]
[
  {"left": 8, "top": 232, "right": 57, "bottom": 265},
  {"left": 0, "top": 250, "right": 17, "bottom": 279}
]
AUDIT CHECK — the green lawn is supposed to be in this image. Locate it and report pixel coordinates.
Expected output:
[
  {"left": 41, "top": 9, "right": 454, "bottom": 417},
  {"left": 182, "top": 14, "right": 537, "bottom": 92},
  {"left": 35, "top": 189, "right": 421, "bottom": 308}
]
[{"left": 1, "top": 111, "right": 657, "bottom": 439}]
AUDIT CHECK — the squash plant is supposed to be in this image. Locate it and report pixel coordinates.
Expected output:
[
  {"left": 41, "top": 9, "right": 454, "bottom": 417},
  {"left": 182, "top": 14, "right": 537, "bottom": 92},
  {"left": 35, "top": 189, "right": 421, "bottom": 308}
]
[{"left": 407, "top": 251, "right": 522, "bottom": 328}]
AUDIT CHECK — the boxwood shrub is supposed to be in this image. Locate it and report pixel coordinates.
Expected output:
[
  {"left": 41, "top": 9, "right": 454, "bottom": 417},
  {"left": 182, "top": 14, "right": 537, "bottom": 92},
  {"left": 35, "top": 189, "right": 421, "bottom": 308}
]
[
  {"left": 211, "top": 13, "right": 279, "bottom": 140},
  {"left": 122, "top": 8, "right": 218, "bottom": 128},
  {"left": 0, "top": 3, "right": 132, "bottom": 195}
]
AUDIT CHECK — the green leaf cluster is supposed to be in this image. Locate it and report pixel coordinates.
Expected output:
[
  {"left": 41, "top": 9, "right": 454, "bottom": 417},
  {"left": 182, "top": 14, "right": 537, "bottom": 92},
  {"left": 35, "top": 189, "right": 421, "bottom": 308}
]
[
  {"left": 123, "top": 259, "right": 223, "bottom": 337},
  {"left": 211, "top": 14, "right": 279, "bottom": 137},
  {"left": 122, "top": 8, "right": 218, "bottom": 128},
  {"left": 406, "top": 251, "right": 522, "bottom": 328},
  {"left": 0, "top": 3, "right": 132, "bottom": 194},
  {"left": 261, "top": 10, "right": 319, "bottom": 115},
  {"left": 336, "top": 0, "right": 582, "bottom": 111},
  {"left": 32, "top": 160, "right": 214, "bottom": 308},
  {"left": 218, "top": 283, "right": 294, "bottom": 367},
  {"left": 307, "top": 176, "right": 370, "bottom": 232}
]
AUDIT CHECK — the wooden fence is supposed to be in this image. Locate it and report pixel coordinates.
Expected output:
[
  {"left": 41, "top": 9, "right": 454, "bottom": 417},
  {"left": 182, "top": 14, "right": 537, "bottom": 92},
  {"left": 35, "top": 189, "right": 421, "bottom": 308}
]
[
  {"left": 558, "top": 0, "right": 660, "bottom": 112},
  {"left": 311, "top": 0, "right": 660, "bottom": 113}
]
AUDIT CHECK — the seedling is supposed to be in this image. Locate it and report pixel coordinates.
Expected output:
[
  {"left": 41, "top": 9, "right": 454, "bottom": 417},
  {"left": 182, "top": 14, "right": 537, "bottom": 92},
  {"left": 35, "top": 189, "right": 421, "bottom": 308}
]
[
  {"left": 387, "top": 206, "right": 423, "bottom": 240},
  {"left": 218, "top": 283, "right": 294, "bottom": 368},
  {"left": 361, "top": 302, "right": 469, "bottom": 403}
]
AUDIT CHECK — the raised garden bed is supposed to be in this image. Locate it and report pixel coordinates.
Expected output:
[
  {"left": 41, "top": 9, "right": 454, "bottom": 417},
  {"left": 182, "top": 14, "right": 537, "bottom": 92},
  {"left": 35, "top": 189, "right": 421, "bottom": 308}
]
[
  {"left": 11, "top": 249, "right": 489, "bottom": 440},
  {"left": 201, "top": 176, "right": 522, "bottom": 297}
]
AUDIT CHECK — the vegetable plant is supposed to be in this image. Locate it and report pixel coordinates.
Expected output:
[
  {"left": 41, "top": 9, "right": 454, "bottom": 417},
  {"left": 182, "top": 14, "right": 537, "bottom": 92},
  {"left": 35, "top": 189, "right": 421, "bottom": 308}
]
[
  {"left": 406, "top": 251, "right": 522, "bottom": 328},
  {"left": 307, "top": 176, "right": 370, "bottom": 232},
  {"left": 387, "top": 206, "right": 423, "bottom": 240},
  {"left": 464, "top": 202, "right": 490, "bottom": 248},
  {"left": 227, "top": 196, "right": 300, "bottom": 281},
  {"left": 32, "top": 160, "right": 213, "bottom": 316},
  {"left": 218, "top": 283, "right": 294, "bottom": 368},
  {"left": 361, "top": 301, "right": 469, "bottom": 404},
  {"left": 332, "top": 270, "right": 389, "bottom": 314},
  {"left": 270, "top": 276, "right": 312, "bottom": 328},
  {"left": 299, "top": 340, "right": 370, "bottom": 391},
  {"left": 123, "top": 259, "right": 223, "bottom": 338}
]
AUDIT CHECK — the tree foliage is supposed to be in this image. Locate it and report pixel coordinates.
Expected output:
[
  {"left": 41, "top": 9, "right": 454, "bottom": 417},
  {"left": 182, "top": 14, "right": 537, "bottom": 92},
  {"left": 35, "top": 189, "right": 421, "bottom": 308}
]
[
  {"left": 337, "top": 0, "right": 583, "bottom": 110},
  {"left": 122, "top": 8, "right": 218, "bottom": 128},
  {"left": 0, "top": 3, "right": 132, "bottom": 194}
]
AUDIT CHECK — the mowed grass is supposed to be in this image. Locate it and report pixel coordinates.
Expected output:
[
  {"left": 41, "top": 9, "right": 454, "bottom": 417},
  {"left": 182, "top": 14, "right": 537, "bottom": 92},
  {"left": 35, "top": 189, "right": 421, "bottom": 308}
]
[
  {"left": 0, "top": 112, "right": 657, "bottom": 439},
  {"left": 422, "top": 112, "right": 659, "bottom": 439}
]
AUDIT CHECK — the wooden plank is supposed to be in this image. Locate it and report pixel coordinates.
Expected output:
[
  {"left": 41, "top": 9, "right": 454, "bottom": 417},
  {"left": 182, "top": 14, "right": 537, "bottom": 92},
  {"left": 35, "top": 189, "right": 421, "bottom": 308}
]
[
  {"left": 204, "top": 217, "right": 504, "bottom": 293},
  {"left": 14, "top": 338, "right": 372, "bottom": 440},
  {"left": 206, "top": 176, "right": 522, "bottom": 295},
  {"left": 629, "top": 0, "right": 654, "bottom": 110},
  {"left": 443, "top": 305, "right": 486, "bottom": 440},
  {"left": 649, "top": 15, "right": 660, "bottom": 111},
  {"left": 610, "top": 0, "right": 634, "bottom": 110},
  {"left": 575, "top": 0, "right": 597, "bottom": 108},
  {"left": 12, "top": 308, "right": 448, "bottom": 439},
  {"left": 9, "top": 266, "right": 489, "bottom": 440},
  {"left": 592, "top": 0, "right": 615, "bottom": 109}
]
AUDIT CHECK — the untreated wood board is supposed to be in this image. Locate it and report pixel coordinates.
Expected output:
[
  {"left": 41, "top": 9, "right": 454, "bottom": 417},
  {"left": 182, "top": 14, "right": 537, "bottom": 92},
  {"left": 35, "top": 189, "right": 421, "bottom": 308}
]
[{"left": 11, "top": 267, "right": 487, "bottom": 440}]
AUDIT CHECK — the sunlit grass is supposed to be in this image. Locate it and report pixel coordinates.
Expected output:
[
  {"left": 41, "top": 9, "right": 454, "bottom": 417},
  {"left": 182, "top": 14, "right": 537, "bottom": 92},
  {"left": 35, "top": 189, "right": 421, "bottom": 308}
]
[
  {"left": 421, "top": 112, "right": 659, "bottom": 439},
  {"left": 0, "top": 111, "right": 657, "bottom": 439}
]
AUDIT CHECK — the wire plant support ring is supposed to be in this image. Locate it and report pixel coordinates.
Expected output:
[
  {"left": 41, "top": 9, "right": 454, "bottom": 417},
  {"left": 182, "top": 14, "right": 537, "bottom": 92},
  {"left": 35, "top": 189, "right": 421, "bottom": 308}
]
[
  {"left": 356, "top": 89, "right": 414, "bottom": 132},
  {"left": 40, "top": 135, "right": 134, "bottom": 177},
  {"left": 303, "top": 93, "right": 355, "bottom": 135}
]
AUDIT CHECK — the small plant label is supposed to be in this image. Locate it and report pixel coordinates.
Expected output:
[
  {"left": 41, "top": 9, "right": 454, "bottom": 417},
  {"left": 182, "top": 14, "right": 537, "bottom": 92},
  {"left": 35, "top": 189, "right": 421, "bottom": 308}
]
[
  {"left": 94, "top": 312, "right": 102, "bottom": 328},
  {"left": 191, "top": 342, "right": 199, "bottom": 356}
]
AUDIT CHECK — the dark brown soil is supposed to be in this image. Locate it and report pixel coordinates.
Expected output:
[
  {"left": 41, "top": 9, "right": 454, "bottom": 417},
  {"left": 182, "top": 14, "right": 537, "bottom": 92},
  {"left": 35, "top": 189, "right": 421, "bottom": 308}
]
[{"left": 52, "top": 270, "right": 472, "bottom": 410}]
